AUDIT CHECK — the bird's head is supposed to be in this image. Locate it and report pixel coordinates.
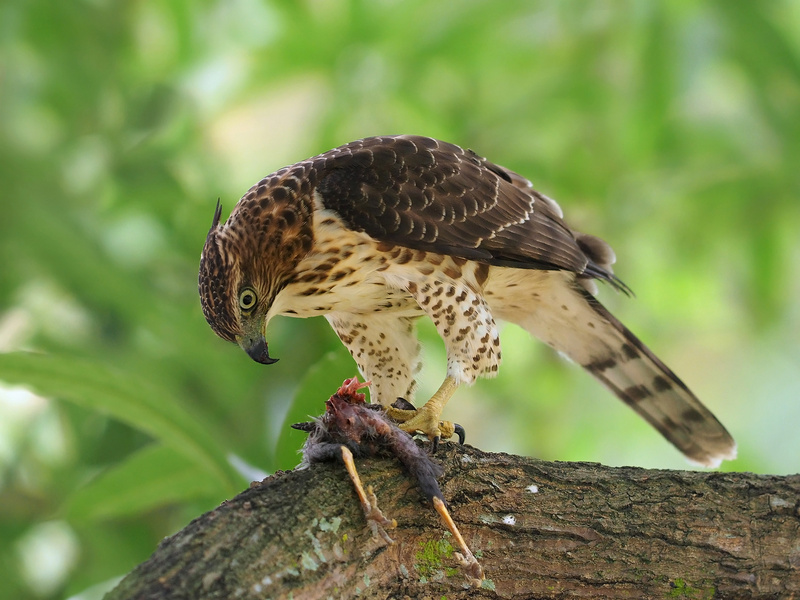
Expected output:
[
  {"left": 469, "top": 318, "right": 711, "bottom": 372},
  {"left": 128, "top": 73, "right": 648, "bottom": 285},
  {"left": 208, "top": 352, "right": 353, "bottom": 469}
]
[{"left": 198, "top": 188, "right": 313, "bottom": 364}]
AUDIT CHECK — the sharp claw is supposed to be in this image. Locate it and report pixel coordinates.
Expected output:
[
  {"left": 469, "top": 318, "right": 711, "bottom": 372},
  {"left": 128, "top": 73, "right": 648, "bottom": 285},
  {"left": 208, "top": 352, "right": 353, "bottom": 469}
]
[
  {"left": 392, "top": 397, "right": 416, "bottom": 411},
  {"left": 431, "top": 435, "right": 440, "bottom": 454},
  {"left": 454, "top": 423, "right": 466, "bottom": 444}
]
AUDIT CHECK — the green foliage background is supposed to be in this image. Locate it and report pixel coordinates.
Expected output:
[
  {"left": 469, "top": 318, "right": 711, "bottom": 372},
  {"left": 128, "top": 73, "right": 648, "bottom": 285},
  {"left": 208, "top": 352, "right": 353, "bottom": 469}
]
[{"left": 1, "top": 1, "right": 798, "bottom": 597}]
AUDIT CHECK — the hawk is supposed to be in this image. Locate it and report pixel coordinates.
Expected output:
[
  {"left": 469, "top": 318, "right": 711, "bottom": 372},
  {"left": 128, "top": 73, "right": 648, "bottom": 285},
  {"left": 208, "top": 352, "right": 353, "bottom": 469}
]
[{"left": 199, "top": 135, "right": 736, "bottom": 467}]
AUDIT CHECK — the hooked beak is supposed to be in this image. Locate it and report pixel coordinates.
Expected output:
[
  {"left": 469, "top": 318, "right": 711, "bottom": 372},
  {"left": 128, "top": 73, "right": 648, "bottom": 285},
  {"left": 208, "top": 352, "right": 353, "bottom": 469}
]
[{"left": 241, "top": 336, "right": 279, "bottom": 365}]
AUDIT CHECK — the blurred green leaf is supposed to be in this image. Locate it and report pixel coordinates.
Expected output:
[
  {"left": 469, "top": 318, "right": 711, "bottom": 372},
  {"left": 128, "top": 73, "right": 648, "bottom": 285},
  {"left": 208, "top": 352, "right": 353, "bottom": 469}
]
[
  {"left": 64, "top": 443, "right": 219, "bottom": 522},
  {"left": 274, "top": 350, "right": 359, "bottom": 470},
  {"left": 0, "top": 352, "right": 244, "bottom": 495}
]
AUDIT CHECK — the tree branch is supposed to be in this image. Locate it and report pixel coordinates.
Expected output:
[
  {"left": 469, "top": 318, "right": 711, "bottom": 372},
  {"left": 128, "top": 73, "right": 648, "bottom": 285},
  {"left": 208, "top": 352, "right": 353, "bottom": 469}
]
[{"left": 106, "top": 443, "right": 800, "bottom": 599}]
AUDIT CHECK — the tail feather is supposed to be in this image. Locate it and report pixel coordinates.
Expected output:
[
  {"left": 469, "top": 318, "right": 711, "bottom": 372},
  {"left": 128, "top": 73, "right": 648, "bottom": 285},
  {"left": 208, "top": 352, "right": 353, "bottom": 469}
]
[
  {"left": 515, "top": 281, "right": 736, "bottom": 467},
  {"left": 581, "top": 291, "right": 736, "bottom": 466}
]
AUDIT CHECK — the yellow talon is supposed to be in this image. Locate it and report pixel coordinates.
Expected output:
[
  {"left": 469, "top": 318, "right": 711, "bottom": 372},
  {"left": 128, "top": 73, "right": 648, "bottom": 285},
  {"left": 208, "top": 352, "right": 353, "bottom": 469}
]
[{"left": 386, "top": 377, "right": 460, "bottom": 442}]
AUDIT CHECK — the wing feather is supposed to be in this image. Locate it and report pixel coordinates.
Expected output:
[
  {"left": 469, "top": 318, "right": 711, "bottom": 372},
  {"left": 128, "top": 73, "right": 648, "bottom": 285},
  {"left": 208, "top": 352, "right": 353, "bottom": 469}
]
[{"left": 312, "top": 135, "right": 623, "bottom": 289}]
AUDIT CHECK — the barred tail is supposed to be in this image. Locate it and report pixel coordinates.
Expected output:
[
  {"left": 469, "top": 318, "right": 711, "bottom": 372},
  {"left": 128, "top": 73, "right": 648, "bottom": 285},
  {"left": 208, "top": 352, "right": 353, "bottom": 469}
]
[
  {"left": 582, "top": 293, "right": 736, "bottom": 466},
  {"left": 517, "top": 283, "right": 736, "bottom": 467}
]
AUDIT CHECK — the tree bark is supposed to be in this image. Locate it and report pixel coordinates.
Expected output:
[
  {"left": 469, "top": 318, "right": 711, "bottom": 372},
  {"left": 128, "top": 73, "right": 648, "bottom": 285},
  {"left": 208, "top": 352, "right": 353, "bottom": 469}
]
[{"left": 105, "top": 443, "right": 799, "bottom": 599}]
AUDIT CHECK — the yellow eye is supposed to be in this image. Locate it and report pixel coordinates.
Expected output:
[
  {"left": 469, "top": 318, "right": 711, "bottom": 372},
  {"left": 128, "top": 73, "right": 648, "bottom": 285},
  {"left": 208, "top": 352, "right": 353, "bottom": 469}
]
[{"left": 238, "top": 287, "right": 257, "bottom": 311}]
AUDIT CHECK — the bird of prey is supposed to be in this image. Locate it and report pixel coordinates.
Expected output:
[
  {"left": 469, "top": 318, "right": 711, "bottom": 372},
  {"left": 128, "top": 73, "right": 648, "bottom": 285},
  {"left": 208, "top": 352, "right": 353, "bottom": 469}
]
[{"left": 199, "top": 135, "right": 736, "bottom": 467}]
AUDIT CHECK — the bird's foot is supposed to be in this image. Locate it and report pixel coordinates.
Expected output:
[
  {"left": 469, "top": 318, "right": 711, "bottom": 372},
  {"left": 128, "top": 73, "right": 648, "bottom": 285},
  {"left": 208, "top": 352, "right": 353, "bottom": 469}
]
[
  {"left": 386, "top": 377, "right": 463, "bottom": 451},
  {"left": 386, "top": 403, "right": 457, "bottom": 452},
  {"left": 433, "top": 497, "right": 484, "bottom": 587},
  {"left": 340, "top": 446, "right": 396, "bottom": 544}
]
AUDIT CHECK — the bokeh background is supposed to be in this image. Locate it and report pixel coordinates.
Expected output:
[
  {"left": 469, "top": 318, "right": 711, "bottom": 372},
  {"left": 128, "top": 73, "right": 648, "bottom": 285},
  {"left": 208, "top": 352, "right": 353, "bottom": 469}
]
[{"left": 1, "top": 1, "right": 798, "bottom": 598}]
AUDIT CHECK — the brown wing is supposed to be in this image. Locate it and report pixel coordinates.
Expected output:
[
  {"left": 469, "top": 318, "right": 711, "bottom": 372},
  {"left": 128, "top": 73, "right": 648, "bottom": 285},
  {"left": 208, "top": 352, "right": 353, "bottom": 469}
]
[{"left": 311, "top": 135, "right": 623, "bottom": 288}]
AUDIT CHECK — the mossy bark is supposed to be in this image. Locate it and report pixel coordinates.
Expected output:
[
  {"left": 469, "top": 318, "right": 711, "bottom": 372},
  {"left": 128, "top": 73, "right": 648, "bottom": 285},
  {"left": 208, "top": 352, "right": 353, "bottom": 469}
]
[{"left": 105, "top": 444, "right": 800, "bottom": 599}]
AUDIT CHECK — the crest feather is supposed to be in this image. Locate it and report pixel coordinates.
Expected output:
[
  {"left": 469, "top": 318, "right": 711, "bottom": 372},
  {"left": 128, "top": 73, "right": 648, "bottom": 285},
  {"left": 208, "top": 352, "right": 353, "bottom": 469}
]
[{"left": 211, "top": 199, "right": 223, "bottom": 231}]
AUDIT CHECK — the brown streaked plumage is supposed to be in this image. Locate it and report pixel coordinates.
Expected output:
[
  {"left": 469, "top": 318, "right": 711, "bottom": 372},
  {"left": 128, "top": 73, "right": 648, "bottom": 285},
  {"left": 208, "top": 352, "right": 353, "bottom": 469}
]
[{"left": 198, "top": 135, "right": 736, "bottom": 467}]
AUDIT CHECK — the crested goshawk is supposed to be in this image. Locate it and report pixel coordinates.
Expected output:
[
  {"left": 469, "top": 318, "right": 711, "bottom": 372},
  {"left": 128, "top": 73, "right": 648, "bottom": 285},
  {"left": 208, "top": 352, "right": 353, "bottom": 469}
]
[{"left": 198, "top": 135, "right": 736, "bottom": 467}]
